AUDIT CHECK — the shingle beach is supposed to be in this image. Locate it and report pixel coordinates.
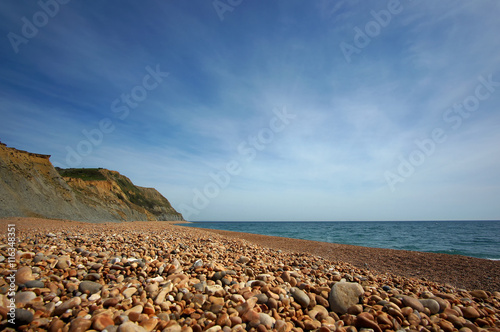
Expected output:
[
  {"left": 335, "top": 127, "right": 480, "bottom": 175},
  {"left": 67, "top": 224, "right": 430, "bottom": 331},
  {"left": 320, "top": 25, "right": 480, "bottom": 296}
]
[{"left": 1, "top": 218, "right": 499, "bottom": 332}]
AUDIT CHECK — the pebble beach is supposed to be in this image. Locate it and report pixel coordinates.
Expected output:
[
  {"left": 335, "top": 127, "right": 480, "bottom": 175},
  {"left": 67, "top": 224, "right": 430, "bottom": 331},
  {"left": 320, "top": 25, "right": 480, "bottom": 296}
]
[{"left": 1, "top": 218, "right": 499, "bottom": 332}]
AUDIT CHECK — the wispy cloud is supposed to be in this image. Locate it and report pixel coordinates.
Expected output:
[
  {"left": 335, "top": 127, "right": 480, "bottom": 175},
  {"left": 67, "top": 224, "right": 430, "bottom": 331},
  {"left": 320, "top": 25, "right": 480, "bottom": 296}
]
[{"left": 1, "top": 0, "right": 499, "bottom": 221}]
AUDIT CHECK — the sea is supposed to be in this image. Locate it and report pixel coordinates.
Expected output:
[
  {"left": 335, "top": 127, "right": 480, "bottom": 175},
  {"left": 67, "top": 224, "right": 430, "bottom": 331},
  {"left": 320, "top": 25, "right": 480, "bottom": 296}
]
[{"left": 180, "top": 220, "right": 500, "bottom": 260}]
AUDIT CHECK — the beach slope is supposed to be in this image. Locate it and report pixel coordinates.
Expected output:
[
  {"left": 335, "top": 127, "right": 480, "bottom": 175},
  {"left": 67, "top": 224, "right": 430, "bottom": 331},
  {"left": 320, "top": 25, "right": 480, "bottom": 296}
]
[{"left": 202, "top": 228, "right": 500, "bottom": 292}]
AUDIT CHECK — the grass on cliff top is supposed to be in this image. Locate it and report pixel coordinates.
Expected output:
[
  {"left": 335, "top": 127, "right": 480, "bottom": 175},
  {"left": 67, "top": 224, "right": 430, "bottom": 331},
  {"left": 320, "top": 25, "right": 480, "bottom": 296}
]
[{"left": 56, "top": 168, "right": 107, "bottom": 181}]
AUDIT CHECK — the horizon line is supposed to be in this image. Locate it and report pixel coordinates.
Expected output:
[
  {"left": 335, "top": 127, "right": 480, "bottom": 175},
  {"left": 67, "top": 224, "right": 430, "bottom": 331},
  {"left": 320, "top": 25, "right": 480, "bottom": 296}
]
[{"left": 188, "top": 219, "right": 500, "bottom": 223}]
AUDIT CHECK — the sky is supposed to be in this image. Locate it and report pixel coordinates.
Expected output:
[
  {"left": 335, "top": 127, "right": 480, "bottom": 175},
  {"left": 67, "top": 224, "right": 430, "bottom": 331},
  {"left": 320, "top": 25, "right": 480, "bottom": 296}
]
[{"left": 1, "top": 1, "right": 499, "bottom": 221}]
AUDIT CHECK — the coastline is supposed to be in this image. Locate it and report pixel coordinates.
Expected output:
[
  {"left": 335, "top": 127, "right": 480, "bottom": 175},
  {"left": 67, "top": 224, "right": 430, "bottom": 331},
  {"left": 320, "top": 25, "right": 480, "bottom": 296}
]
[
  {"left": 181, "top": 220, "right": 500, "bottom": 261},
  {"left": 3, "top": 217, "right": 498, "bottom": 291},
  {"left": 190, "top": 226, "right": 500, "bottom": 292}
]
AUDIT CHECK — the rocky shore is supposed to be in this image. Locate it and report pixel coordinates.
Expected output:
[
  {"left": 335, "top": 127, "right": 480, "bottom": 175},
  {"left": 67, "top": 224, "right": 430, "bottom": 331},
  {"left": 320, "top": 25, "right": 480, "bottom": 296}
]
[{"left": 1, "top": 218, "right": 499, "bottom": 332}]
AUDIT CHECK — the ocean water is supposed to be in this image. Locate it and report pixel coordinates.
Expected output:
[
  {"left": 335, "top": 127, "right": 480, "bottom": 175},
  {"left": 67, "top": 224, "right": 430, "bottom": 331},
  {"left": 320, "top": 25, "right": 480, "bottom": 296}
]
[{"left": 180, "top": 221, "right": 500, "bottom": 260}]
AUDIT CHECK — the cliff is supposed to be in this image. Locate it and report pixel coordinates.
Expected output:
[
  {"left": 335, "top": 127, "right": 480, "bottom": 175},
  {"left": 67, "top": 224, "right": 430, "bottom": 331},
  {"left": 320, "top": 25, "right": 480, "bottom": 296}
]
[{"left": 0, "top": 142, "right": 184, "bottom": 222}]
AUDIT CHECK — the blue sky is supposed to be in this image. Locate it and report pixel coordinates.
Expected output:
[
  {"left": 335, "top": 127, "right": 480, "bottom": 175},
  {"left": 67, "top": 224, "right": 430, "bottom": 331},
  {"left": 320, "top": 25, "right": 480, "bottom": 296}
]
[{"left": 1, "top": 1, "right": 499, "bottom": 221}]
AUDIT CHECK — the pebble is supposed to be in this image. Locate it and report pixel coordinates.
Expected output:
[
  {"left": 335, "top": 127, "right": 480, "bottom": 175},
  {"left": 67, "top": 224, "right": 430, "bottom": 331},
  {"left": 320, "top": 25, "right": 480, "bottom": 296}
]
[
  {"left": 347, "top": 304, "right": 363, "bottom": 315},
  {"left": 69, "top": 317, "right": 92, "bottom": 332},
  {"left": 15, "top": 266, "right": 34, "bottom": 285},
  {"left": 85, "top": 272, "right": 101, "bottom": 281},
  {"left": 447, "top": 314, "right": 466, "bottom": 327},
  {"left": 24, "top": 279, "right": 45, "bottom": 288},
  {"left": 54, "top": 297, "right": 82, "bottom": 316},
  {"left": 205, "top": 325, "right": 222, "bottom": 332},
  {"left": 126, "top": 304, "right": 144, "bottom": 316},
  {"left": 431, "top": 296, "right": 449, "bottom": 312},
  {"left": 290, "top": 287, "right": 310, "bottom": 308},
  {"left": 155, "top": 284, "right": 173, "bottom": 305},
  {"left": 281, "top": 271, "right": 291, "bottom": 283},
  {"left": 304, "top": 320, "right": 321, "bottom": 330},
  {"left": 267, "top": 297, "right": 278, "bottom": 310},
  {"left": 461, "top": 306, "right": 481, "bottom": 319},
  {"left": 193, "top": 282, "right": 206, "bottom": 292},
  {"left": 313, "top": 304, "right": 329, "bottom": 318},
  {"left": 79, "top": 280, "right": 102, "bottom": 294},
  {"left": 110, "top": 257, "right": 121, "bottom": 264},
  {"left": 401, "top": 295, "right": 425, "bottom": 312},
  {"left": 91, "top": 263, "right": 103, "bottom": 270},
  {"left": 470, "top": 290, "right": 488, "bottom": 299},
  {"left": 123, "top": 287, "right": 138, "bottom": 298},
  {"left": 254, "top": 293, "right": 268, "bottom": 304},
  {"left": 439, "top": 319, "right": 455, "bottom": 332},
  {"left": 88, "top": 293, "right": 101, "bottom": 301},
  {"left": 329, "top": 281, "right": 364, "bottom": 314},
  {"left": 206, "top": 284, "right": 224, "bottom": 295},
  {"left": 212, "top": 271, "right": 226, "bottom": 281},
  {"left": 217, "top": 313, "right": 231, "bottom": 327},
  {"left": 275, "top": 320, "right": 287, "bottom": 332},
  {"left": 15, "top": 291, "right": 37, "bottom": 304},
  {"left": 145, "top": 283, "right": 158, "bottom": 294},
  {"left": 242, "top": 309, "right": 260, "bottom": 323},
  {"left": 140, "top": 317, "right": 158, "bottom": 331},
  {"left": 238, "top": 256, "right": 250, "bottom": 264},
  {"left": 12, "top": 308, "right": 34, "bottom": 326},
  {"left": 259, "top": 312, "right": 274, "bottom": 328},
  {"left": 355, "top": 312, "right": 382, "bottom": 332},
  {"left": 118, "top": 321, "right": 148, "bottom": 332},
  {"left": 419, "top": 298, "right": 440, "bottom": 314},
  {"left": 33, "top": 255, "right": 47, "bottom": 263},
  {"left": 163, "top": 323, "right": 182, "bottom": 332},
  {"left": 56, "top": 255, "right": 71, "bottom": 269},
  {"left": 93, "top": 313, "right": 115, "bottom": 331},
  {"left": 103, "top": 297, "right": 120, "bottom": 307}
]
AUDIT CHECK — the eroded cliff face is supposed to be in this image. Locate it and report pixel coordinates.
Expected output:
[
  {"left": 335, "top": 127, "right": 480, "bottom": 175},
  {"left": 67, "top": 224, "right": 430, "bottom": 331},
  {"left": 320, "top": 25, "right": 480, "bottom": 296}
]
[
  {"left": 0, "top": 142, "right": 184, "bottom": 222},
  {"left": 61, "top": 169, "right": 184, "bottom": 221}
]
